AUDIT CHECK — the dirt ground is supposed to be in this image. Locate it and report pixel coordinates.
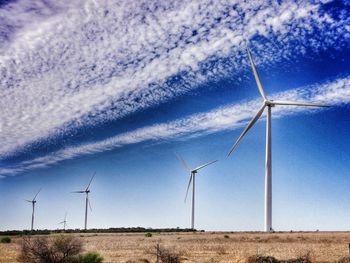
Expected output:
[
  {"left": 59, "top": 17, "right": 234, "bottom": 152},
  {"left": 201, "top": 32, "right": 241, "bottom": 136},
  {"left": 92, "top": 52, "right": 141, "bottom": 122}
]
[{"left": 1, "top": 231, "right": 350, "bottom": 263}]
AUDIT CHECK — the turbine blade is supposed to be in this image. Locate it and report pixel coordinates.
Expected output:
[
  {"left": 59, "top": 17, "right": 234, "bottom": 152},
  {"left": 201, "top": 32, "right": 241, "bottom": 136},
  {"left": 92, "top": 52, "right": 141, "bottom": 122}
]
[
  {"left": 184, "top": 174, "right": 193, "bottom": 203},
  {"left": 64, "top": 212, "right": 67, "bottom": 221},
  {"left": 193, "top": 160, "right": 218, "bottom": 172},
  {"left": 33, "top": 188, "right": 42, "bottom": 201},
  {"left": 58, "top": 221, "right": 64, "bottom": 224},
  {"left": 88, "top": 199, "right": 92, "bottom": 212},
  {"left": 86, "top": 172, "right": 96, "bottom": 191},
  {"left": 176, "top": 153, "right": 192, "bottom": 172},
  {"left": 25, "top": 199, "right": 32, "bottom": 203},
  {"left": 272, "top": 100, "right": 329, "bottom": 108},
  {"left": 227, "top": 104, "right": 266, "bottom": 157},
  {"left": 71, "top": 191, "right": 85, "bottom": 193},
  {"left": 247, "top": 48, "right": 267, "bottom": 100}
]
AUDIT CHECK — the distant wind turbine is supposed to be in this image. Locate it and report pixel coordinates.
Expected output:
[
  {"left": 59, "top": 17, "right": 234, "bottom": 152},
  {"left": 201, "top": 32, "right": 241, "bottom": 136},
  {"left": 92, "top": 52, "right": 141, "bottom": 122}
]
[
  {"left": 25, "top": 188, "right": 42, "bottom": 231},
  {"left": 72, "top": 173, "right": 95, "bottom": 230},
  {"left": 176, "top": 153, "right": 217, "bottom": 230},
  {"left": 58, "top": 212, "right": 68, "bottom": 231},
  {"left": 227, "top": 47, "right": 329, "bottom": 232}
]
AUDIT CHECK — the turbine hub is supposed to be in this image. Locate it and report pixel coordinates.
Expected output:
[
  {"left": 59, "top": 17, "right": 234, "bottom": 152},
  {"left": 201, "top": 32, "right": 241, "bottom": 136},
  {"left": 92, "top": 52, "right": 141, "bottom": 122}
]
[{"left": 265, "top": 100, "right": 275, "bottom": 107}]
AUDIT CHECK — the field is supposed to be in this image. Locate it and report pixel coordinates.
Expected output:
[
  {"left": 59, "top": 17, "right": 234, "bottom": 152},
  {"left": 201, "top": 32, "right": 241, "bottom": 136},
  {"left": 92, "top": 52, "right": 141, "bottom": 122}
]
[{"left": 1, "top": 231, "right": 350, "bottom": 263}]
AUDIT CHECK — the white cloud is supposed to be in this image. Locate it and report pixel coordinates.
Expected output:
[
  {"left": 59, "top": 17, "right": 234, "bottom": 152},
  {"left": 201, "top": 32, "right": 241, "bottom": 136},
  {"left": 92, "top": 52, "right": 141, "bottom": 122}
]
[
  {"left": 1, "top": 76, "right": 349, "bottom": 177},
  {"left": 0, "top": 0, "right": 349, "bottom": 159}
]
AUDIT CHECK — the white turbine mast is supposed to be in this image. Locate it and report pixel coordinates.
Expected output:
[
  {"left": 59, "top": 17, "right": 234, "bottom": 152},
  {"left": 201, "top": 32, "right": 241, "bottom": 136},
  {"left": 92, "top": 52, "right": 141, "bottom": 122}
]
[
  {"left": 72, "top": 172, "right": 95, "bottom": 230},
  {"left": 176, "top": 153, "right": 217, "bottom": 230},
  {"left": 25, "top": 188, "right": 42, "bottom": 231},
  {"left": 227, "top": 47, "right": 329, "bottom": 232}
]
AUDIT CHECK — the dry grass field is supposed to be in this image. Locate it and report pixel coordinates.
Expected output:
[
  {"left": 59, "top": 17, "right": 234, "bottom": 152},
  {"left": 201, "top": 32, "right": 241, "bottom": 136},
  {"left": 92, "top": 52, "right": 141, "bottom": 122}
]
[{"left": 1, "top": 232, "right": 350, "bottom": 263}]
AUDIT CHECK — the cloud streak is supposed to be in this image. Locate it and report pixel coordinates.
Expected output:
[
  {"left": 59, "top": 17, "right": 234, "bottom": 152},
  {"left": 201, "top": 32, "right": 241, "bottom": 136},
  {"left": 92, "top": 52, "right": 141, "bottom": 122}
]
[
  {"left": 1, "top": 76, "right": 349, "bottom": 177},
  {"left": 0, "top": 0, "right": 349, "bottom": 159}
]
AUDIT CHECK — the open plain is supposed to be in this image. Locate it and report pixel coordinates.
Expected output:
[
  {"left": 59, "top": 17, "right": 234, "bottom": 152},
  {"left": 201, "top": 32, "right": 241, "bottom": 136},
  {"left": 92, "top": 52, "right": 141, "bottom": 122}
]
[{"left": 1, "top": 231, "right": 350, "bottom": 263}]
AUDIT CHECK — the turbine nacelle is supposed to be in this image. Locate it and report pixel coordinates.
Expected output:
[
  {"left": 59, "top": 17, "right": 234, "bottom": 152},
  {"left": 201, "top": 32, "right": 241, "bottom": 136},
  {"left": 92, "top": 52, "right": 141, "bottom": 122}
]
[{"left": 264, "top": 100, "right": 275, "bottom": 107}]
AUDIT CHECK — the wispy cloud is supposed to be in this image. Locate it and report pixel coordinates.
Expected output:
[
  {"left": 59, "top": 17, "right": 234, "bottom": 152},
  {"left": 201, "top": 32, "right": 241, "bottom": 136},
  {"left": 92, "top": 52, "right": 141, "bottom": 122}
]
[
  {"left": 0, "top": 0, "right": 349, "bottom": 158},
  {"left": 1, "top": 76, "right": 349, "bottom": 177}
]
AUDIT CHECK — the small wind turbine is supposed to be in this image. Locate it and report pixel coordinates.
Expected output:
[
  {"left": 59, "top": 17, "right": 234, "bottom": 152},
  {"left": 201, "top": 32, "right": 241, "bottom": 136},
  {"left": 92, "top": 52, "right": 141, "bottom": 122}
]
[
  {"left": 227, "top": 47, "right": 329, "bottom": 232},
  {"left": 58, "top": 212, "right": 68, "bottom": 231},
  {"left": 72, "top": 173, "right": 95, "bottom": 230},
  {"left": 25, "top": 188, "right": 42, "bottom": 231},
  {"left": 176, "top": 153, "right": 217, "bottom": 230}
]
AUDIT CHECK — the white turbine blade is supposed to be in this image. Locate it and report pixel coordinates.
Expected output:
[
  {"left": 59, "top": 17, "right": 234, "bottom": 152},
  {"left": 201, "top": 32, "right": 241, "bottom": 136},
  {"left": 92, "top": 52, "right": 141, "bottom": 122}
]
[
  {"left": 193, "top": 160, "right": 218, "bottom": 172},
  {"left": 227, "top": 103, "right": 266, "bottom": 157},
  {"left": 58, "top": 221, "right": 64, "bottom": 224},
  {"left": 184, "top": 174, "right": 193, "bottom": 203},
  {"left": 272, "top": 100, "right": 329, "bottom": 108},
  {"left": 71, "top": 191, "right": 85, "bottom": 193},
  {"left": 247, "top": 48, "right": 267, "bottom": 100},
  {"left": 176, "top": 153, "right": 192, "bottom": 172},
  {"left": 64, "top": 212, "right": 67, "bottom": 221},
  {"left": 88, "top": 199, "right": 92, "bottom": 212},
  {"left": 86, "top": 172, "right": 96, "bottom": 191},
  {"left": 25, "top": 199, "right": 32, "bottom": 203},
  {"left": 33, "top": 188, "right": 42, "bottom": 201}
]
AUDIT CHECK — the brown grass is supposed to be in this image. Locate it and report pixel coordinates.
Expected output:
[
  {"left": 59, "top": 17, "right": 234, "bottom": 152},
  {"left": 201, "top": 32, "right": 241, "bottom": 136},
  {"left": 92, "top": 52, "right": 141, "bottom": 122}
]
[{"left": 1, "top": 232, "right": 350, "bottom": 263}]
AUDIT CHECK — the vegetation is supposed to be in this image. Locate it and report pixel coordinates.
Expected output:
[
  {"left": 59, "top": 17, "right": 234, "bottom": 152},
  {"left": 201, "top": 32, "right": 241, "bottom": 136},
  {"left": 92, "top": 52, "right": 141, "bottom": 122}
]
[
  {"left": 19, "top": 235, "right": 82, "bottom": 263},
  {"left": 338, "top": 256, "right": 350, "bottom": 263},
  {"left": 79, "top": 252, "right": 103, "bottom": 263},
  {"left": 18, "top": 235, "right": 104, "bottom": 263},
  {"left": 0, "top": 236, "right": 11, "bottom": 243},
  {"left": 144, "top": 232, "right": 152, "bottom": 237},
  {"left": 155, "top": 245, "right": 181, "bottom": 263},
  {"left": 247, "top": 253, "right": 312, "bottom": 263},
  {"left": 0, "top": 227, "right": 195, "bottom": 236}
]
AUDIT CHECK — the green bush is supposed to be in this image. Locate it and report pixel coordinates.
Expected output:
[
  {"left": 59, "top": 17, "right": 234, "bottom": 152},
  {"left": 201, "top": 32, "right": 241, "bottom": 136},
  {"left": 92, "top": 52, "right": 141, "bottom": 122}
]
[
  {"left": 0, "top": 236, "right": 11, "bottom": 243},
  {"left": 80, "top": 252, "right": 104, "bottom": 263},
  {"left": 145, "top": 232, "right": 152, "bottom": 237}
]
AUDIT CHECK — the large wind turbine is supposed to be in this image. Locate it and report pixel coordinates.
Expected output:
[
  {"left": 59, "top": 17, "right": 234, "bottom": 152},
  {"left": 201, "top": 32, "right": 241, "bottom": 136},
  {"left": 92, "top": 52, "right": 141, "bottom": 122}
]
[
  {"left": 227, "top": 48, "right": 328, "bottom": 232},
  {"left": 72, "top": 173, "right": 95, "bottom": 230},
  {"left": 25, "top": 188, "right": 42, "bottom": 231},
  {"left": 176, "top": 154, "right": 217, "bottom": 230},
  {"left": 58, "top": 212, "right": 68, "bottom": 231}
]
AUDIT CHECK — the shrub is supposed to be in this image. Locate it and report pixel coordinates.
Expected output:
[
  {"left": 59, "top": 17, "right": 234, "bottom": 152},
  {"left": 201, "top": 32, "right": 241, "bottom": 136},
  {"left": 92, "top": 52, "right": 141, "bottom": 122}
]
[
  {"left": 126, "top": 260, "right": 150, "bottom": 263},
  {"left": 247, "top": 254, "right": 312, "bottom": 263},
  {"left": 145, "top": 232, "right": 152, "bottom": 237},
  {"left": 338, "top": 256, "right": 350, "bottom": 263},
  {"left": 80, "top": 252, "right": 103, "bottom": 263},
  {"left": 155, "top": 245, "right": 180, "bottom": 263},
  {"left": 224, "top": 235, "right": 230, "bottom": 239},
  {"left": 18, "top": 235, "right": 82, "bottom": 263},
  {"left": 0, "top": 236, "right": 11, "bottom": 243}
]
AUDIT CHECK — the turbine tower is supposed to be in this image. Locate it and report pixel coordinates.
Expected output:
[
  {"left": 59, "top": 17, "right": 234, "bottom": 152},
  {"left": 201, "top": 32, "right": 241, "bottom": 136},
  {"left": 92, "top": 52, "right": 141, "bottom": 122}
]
[
  {"left": 25, "top": 188, "right": 42, "bottom": 231},
  {"left": 227, "top": 48, "right": 328, "bottom": 232},
  {"left": 58, "top": 212, "right": 68, "bottom": 231},
  {"left": 72, "top": 173, "right": 95, "bottom": 230},
  {"left": 176, "top": 154, "right": 217, "bottom": 230}
]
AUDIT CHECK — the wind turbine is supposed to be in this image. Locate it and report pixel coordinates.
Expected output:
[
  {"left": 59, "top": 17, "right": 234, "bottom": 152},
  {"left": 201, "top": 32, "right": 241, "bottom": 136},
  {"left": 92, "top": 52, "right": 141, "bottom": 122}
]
[
  {"left": 25, "top": 188, "right": 42, "bottom": 231},
  {"left": 176, "top": 154, "right": 217, "bottom": 230},
  {"left": 72, "top": 173, "right": 95, "bottom": 230},
  {"left": 227, "top": 47, "right": 328, "bottom": 232},
  {"left": 58, "top": 212, "right": 68, "bottom": 231}
]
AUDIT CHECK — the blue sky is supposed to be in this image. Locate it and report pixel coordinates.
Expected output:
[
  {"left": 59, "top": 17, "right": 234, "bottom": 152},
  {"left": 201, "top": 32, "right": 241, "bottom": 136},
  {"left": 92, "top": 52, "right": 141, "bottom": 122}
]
[{"left": 0, "top": 0, "right": 350, "bottom": 231}]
